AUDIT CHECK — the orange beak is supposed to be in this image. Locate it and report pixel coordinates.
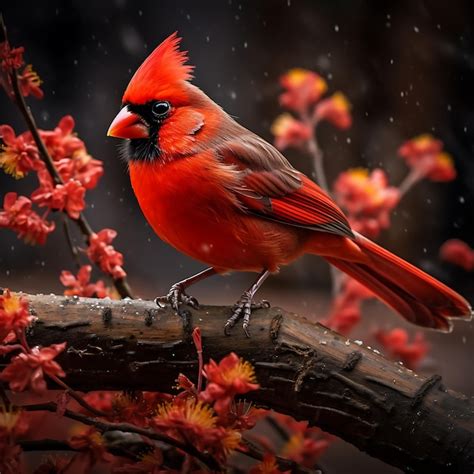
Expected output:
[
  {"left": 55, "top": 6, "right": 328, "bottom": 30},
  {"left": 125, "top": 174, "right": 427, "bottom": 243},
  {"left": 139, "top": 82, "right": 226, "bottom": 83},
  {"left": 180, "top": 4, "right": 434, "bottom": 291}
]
[{"left": 107, "top": 107, "right": 148, "bottom": 139}]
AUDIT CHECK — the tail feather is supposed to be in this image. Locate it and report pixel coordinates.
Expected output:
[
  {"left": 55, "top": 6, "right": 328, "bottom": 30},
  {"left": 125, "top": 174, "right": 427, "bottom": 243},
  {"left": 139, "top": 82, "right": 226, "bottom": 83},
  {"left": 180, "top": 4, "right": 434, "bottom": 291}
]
[{"left": 325, "top": 232, "right": 472, "bottom": 332}]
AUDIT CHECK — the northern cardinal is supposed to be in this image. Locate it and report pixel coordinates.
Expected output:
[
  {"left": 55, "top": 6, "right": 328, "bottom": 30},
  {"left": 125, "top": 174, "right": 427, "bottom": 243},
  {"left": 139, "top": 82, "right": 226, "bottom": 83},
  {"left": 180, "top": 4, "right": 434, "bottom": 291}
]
[{"left": 108, "top": 33, "right": 471, "bottom": 335}]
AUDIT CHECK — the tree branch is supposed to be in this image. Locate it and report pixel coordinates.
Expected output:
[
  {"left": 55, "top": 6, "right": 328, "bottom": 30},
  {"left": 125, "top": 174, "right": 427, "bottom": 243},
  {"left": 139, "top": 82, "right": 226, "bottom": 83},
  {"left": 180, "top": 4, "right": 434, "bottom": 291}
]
[{"left": 5, "top": 292, "right": 473, "bottom": 473}]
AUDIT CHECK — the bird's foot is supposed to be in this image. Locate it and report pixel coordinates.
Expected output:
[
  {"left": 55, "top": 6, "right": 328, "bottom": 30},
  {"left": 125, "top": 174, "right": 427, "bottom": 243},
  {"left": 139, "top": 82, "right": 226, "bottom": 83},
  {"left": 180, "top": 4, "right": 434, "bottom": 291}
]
[
  {"left": 224, "top": 292, "right": 270, "bottom": 337},
  {"left": 155, "top": 283, "right": 199, "bottom": 312}
]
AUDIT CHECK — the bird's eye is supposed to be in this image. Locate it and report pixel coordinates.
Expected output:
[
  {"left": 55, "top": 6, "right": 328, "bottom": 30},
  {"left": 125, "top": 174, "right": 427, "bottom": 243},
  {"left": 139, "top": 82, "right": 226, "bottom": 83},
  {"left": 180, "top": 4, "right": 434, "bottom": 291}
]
[{"left": 152, "top": 101, "right": 171, "bottom": 118}]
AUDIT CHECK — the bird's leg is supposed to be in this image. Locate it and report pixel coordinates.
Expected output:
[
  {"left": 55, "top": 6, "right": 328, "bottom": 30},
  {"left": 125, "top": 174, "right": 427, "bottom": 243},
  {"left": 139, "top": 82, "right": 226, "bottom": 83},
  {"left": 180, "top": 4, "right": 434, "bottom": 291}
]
[
  {"left": 224, "top": 270, "right": 271, "bottom": 337},
  {"left": 155, "top": 267, "right": 217, "bottom": 311}
]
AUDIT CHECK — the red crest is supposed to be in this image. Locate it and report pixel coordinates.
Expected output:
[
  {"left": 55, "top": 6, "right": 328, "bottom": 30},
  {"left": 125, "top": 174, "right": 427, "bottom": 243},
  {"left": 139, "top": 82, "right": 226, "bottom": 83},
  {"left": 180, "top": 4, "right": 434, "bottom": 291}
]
[{"left": 123, "top": 32, "right": 193, "bottom": 105}]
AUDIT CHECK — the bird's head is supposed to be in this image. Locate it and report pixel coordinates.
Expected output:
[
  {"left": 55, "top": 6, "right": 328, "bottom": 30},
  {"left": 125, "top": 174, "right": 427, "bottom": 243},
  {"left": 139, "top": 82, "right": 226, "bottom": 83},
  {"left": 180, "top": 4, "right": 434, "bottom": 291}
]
[{"left": 108, "top": 33, "right": 220, "bottom": 162}]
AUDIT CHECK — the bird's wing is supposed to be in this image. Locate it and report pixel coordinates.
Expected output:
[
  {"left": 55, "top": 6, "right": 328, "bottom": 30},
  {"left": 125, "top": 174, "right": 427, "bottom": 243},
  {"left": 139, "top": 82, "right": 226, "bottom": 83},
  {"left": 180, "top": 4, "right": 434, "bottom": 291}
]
[{"left": 218, "top": 133, "right": 354, "bottom": 237}]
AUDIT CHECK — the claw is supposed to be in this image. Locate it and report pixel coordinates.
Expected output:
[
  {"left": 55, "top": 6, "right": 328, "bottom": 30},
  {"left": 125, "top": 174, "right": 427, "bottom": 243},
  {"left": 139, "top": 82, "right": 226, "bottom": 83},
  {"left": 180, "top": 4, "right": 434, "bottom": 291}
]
[
  {"left": 225, "top": 291, "right": 270, "bottom": 337},
  {"left": 155, "top": 284, "right": 200, "bottom": 312}
]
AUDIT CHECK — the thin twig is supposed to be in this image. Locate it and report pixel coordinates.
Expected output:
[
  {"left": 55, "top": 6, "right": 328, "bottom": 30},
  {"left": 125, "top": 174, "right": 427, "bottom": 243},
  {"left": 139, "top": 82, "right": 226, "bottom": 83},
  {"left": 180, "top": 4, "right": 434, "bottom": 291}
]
[
  {"left": 266, "top": 415, "right": 290, "bottom": 441},
  {"left": 19, "top": 438, "right": 79, "bottom": 452},
  {"left": 62, "top": 215, "right": 82, "bottom": 269},
  {"left": 18, "top": 437, "right": 148, "bottom": 462},
  {"left": 48, "top": 373, "right": 107, "bottom": 418},
  {"left": 21, "top": 402, "right": 222, "bottom": 472}
]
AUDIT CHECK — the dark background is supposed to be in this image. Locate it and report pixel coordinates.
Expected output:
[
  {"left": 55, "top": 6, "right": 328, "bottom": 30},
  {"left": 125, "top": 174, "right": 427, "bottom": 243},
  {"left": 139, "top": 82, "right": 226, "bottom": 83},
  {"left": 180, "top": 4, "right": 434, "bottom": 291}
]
[{"left": 1, "top": 1, "right": 473, "bottom": 472}]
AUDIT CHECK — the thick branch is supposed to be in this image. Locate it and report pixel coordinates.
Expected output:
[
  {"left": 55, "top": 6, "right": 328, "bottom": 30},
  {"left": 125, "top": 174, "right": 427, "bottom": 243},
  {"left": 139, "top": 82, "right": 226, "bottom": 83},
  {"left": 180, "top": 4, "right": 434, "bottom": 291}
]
[{"left": 6, "top": 293, "right": 474, "bottom": 473}]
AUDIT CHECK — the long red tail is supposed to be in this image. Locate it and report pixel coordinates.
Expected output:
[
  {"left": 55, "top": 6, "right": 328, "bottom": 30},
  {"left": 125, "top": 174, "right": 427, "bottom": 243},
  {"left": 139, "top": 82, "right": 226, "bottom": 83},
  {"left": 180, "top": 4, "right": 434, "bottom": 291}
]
[{"left": 325, "top": 232, "right": 472, "bottom": 332}]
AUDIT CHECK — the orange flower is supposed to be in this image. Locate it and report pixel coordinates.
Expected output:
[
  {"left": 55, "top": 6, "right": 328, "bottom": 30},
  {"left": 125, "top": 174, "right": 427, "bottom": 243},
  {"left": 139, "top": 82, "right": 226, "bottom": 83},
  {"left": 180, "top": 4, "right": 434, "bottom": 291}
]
[
  {"left": 440, "top": 239, "right": 474, "bottom": 271},
  {"left": 282, "top": 432, "right": 331, "bottom": 467},
  {"left": 0, "top": 125, "right": 39, "bottom": 178},
  {"left": 398, "top": 134, "right": 456, "bottom": 182},
  {"left": 314, "top": 92, "right": 352, "bottom": 129},
  {"left": 428, "top": 152, "right": 456, "bottom": 181},
  {"left": 0, "top": 406, "right": 29, "bottom": 474},
  {"left": 0, "top": 289, "right": 35, "bottom": 343},
  {"left": 375, "top": 328, "right": 429, "bottom": 369},
  {"left": 201, "top": 352, "right": 259, "bottom": 414},
  {"left": 112, "top": 391, "right": 170, "bottom": 427},
  {"left": 271, "top": 114, "right": 312, "bottom": 150},
  {"left": 398, "top": 134, "right": 442, "bottom": 159},
  {"left": 69, "top": 426, "right": 114, "bottom": 469},
  {"left": 18, "top": 64, "right": 43, "bottom": 99},
  {"left": 153, "top": 398, "right": 241, "bottom": 460},
  {"left": 249, "top": 453, "right": 289, "bottom": 474},
  {"left": 333, "top": 168, "right": 399, "bottom": 238},
  {"left": 280, "top": 69, "right": 327, "bottom": 112}
]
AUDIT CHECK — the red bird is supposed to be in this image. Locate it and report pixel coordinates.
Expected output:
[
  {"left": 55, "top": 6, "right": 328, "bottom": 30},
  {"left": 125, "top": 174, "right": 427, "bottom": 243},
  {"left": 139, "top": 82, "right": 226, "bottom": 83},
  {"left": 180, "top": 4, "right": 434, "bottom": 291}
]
[{"left": 108, "top": 33, "right": 471, "bottom": 335}]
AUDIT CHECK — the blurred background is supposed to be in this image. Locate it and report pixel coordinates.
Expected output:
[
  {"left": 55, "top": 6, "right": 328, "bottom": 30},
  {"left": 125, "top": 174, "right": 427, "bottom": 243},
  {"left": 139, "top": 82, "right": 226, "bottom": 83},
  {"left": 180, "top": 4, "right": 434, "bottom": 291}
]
[{"left": 1, "top": 1, "right": 473, "bottom": 472}]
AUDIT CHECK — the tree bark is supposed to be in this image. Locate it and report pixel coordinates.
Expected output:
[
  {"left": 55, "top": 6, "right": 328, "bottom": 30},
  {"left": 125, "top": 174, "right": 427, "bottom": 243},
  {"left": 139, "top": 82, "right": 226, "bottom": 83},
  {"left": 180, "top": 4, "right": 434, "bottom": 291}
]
[{"left": 5, "top": 293, "right": 474, "bottom": 473}]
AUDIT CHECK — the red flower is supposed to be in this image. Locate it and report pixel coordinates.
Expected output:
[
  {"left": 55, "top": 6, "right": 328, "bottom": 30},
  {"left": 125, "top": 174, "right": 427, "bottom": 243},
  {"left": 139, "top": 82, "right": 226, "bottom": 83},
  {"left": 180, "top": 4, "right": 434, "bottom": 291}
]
[
  {"left": 271, "top": 114, "right": 312, "bottom": 150},
  {"left": 323, "top": 278, "right": 373, "bottom": 334},
  {"left": 398, "top": 135, "right": 456, "bottom": 182},
  {"left": 440, "top": 239, "right": 474, "bottom": 271},
  {"left": 112, "top": 391, "right": 171, "bottom": 427},
  {"left": 280, "top": 69, "right": 327, "bottom": 112},
  {"left": 0, "top": 407, "right": 29, "bottom": 474},
  {"left": 153, "top": 398, "right": 241, "bottom": 461},
  {"left": 86, "top": 229, "right": 126, "bottom": 279},
  {"left": 333, "top": 168, "right": 400, "bottom": 238},
  {"left": 56, "top": 149, "right": 103, "bottom": 190},
  {"left": 60, "top": 265, "right": 109, "bottom": 298},
  {"left": 0, "top": 289, "right": 35, "bottom": 343},
  {"left": 0, "top": 42, "right": 24, "bottom": 71},
  {"left": 220, "top": 400, "right": 266, "bottom": 431},
  {"left": 271, "top": 413, "right": 335, "bottom": 467},
  {"left": 398, "top": 134, "right": 442, "bottom": 159},
  {"left": 39, "top": 115, "right": 84, "bottom": 161},
  {"left": 18, "top": 64, "right": 43, "bottom": 99},
  {"left": 249, "top": 453, "right": 289, "bottom": 474},
  {"left": 314, "top": 92, "right": 352, "bottom": 129},
  {"left": 0, "top": 41, "right": 43, "bottom": 103},
  {"left": 200, "top": 352, "right": 259, "bottom": 415},
  {"left": 69, "top": 426, "right": 114, "bottom": 469},
  {"left": 0, "top": 124, "right": 40, "bottom": 178},
  {"left": 282, "top": 433, "right": 331, "bottom": 467},
  {"left": 0, "top": 342, "right": 66, "bottom": 394},
  {"left": 32, "top": 169, "right": 85, "bottom": 219},
  {"left": 0, "top": 192, "right": 55, "bottom": 245},
  {"left": 375, "top": 328, "right": 429, "bottom": 369}
]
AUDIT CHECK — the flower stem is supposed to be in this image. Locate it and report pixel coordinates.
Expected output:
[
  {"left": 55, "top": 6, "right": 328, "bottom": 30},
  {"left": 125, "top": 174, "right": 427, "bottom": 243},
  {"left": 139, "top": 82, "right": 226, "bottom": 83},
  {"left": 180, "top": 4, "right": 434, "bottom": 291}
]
[
  {"left": 302, "top": 114, "right": 341, "bottom": 295},
  {"left": 47, "top": 373, "right": 107, "bottom": 418},
  {"left": 308, "top": 132, "right": 329, "bottom": 193},
  {"left": 398, "top": 168, "right": 424, "bottom": 198}
]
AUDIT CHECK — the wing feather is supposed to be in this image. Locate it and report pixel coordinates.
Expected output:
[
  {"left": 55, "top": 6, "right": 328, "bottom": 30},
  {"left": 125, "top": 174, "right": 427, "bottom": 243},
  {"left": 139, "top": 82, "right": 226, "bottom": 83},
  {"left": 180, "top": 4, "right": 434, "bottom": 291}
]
[{"left": 218, "top": 134, "right": 353, "bottom": 238}]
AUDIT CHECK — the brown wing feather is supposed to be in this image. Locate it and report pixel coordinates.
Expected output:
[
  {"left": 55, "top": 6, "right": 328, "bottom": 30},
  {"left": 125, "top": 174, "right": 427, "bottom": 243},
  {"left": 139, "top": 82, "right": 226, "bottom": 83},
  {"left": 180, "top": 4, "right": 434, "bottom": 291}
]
[{"left": 218, "top": 133, "right": 353, "bottom": 238}]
